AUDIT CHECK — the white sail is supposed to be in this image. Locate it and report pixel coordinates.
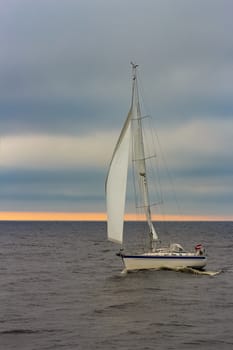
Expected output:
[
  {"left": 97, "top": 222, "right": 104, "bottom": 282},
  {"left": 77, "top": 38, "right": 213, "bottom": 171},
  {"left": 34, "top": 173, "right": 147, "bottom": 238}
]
[{"left": 105, "top": 111, "right": 132, "bottom": 244}]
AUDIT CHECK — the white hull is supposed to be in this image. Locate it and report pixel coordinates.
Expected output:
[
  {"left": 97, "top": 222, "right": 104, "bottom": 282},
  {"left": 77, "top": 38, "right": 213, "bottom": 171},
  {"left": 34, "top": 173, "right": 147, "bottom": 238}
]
[{"left": 122, "top": 253, "right": 207, "bottom": 271}]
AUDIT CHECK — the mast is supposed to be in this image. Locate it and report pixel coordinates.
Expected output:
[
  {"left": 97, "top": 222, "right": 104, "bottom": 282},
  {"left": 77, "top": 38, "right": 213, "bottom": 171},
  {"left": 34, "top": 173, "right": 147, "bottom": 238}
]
[{"left": 130, "top": 62, "right": 158, "bottom": 250}]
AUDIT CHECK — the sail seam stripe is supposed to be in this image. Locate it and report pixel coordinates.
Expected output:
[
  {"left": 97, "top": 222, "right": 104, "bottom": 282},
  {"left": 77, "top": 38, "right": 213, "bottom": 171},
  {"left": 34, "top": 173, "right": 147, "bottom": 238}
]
[
  {"left": 131, "top": 115, "right": 150, "bottom": 120},
  {"left": 132, "top": 155, "right": 156, "bottom": 161}
]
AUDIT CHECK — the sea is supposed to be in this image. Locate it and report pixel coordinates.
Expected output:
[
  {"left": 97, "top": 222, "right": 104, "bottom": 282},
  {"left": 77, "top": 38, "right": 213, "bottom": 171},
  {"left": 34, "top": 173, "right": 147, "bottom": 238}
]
[{"left": 0, "top": 221, "right": 233, "bottom": 350}]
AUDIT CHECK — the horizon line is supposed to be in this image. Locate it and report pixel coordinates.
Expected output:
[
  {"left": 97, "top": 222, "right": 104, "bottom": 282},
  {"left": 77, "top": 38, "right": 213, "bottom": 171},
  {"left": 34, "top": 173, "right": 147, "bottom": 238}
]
[{"left": 0, "top": 212, "right": 232, "bottom": 222}]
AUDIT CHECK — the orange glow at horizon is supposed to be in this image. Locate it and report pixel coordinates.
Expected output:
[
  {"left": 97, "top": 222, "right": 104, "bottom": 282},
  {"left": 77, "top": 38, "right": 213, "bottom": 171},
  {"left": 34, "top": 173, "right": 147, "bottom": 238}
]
[{"left": 0, "top": 212, "right": 232, "bottom": 221}]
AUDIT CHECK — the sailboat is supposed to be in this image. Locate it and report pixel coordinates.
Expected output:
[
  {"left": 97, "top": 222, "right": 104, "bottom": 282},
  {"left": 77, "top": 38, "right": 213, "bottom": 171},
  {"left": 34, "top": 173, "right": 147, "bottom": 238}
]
[{"left": 105, "top": 63, "right": 207, "bottom": 272}]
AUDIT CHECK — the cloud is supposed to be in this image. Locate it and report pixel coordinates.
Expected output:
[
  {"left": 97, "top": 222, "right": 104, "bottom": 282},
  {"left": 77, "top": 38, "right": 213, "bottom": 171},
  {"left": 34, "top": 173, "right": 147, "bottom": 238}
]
[
  {"left": 0, "top": 0, "right": 233, "bottom": 216},
  {"left": 1, "top": 117, "right": 232, "bottom": 171},
  {"left": 1, "top": 0, "right": 233, "bottom": 136},
  {"left": 0, "top": 131, "right": 118, "bottom": 169},
  {"left": 1, "top": 117, "right": 232, "bottom": 214},
  {"left": 157, "top": 118, "right": 233, "bottom": 168},
  {"left": 0, "top": 165, "right": 106, "bottom": 212}
]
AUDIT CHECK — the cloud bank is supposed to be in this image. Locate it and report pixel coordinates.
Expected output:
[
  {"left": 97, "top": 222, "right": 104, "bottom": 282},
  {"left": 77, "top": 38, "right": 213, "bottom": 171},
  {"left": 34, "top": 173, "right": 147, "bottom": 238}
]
[{"left": 0, "top": 0, "right": 232, "bottom": 217}]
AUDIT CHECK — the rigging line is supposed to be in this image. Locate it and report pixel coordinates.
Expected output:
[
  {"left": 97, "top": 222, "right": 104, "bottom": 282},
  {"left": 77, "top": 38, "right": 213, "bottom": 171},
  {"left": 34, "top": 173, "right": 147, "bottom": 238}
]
[
  {"left": 136, "top": 70, "right": 176, "bottom": 232},
  {"left": 148, "top": 130, "right": 177, "bottom": 235},
  {"left": 131, "top": 135, "right": 143, "bottom": 229},
  {"left": 154, "top": 127, "right": 183, "bottom": 219},
  {"left": 136, "top": 201, "right": 163, "bottom": 209},
  {"left": 133, "top": 113, "right": 164, "bottom": 231},
  {"left": 131, "top": 126, "right": 150, "bottom": 230},
  {"left": 140, "top": 112, "right": 165, "bottom": 215},
  {"left": 151, "top": 133, "right": 166, "bottom": 217},
  {"left": 136, "top": 69, "right": 150, "bottom": 117},
  {"left": 131, "top": 155, "right": 147, "bottom": 251},
  {"left": 137, "top": 67, "right": 182, "bottom": 220}
]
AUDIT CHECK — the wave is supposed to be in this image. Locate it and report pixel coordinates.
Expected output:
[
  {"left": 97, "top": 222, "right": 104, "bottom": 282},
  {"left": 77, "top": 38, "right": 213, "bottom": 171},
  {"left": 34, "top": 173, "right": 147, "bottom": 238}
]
[
  {"left": 0, "top": 329, "right": 57, "bottom": 335},
  {"left": 168, "top": 266, "right": 221, "bottom": 276},
  {"left": 121, "top": 266, "right": 221, "bottom": 276}
]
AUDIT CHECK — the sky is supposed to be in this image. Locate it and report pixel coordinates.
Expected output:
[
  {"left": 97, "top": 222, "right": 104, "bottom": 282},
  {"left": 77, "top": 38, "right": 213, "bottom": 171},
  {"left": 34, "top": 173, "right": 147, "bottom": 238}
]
[{"left": 0, "top": 0, "right": 233, "bottom": 220}]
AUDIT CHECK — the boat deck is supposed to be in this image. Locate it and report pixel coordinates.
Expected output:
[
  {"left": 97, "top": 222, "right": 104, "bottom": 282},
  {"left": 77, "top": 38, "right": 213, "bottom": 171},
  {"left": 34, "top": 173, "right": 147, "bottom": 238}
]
[{"left": 142, "top": 252, "right": 198, "bottom": 257}]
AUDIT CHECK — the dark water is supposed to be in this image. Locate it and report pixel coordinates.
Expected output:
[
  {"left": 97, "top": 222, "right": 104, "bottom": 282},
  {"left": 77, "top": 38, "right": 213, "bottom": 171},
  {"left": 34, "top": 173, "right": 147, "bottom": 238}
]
[{"left": 0, "top": 221, "right": 233, "bottom": 350}]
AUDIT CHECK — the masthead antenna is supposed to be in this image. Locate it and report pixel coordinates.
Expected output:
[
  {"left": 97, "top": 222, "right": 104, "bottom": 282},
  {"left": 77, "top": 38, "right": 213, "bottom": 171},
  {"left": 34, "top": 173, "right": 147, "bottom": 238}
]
[
  {"left": 130, "top": 61, "right": 139, "bottom": 69},
  {"left": 130, "top": 62, "right": 139, "bottom": 80}
]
